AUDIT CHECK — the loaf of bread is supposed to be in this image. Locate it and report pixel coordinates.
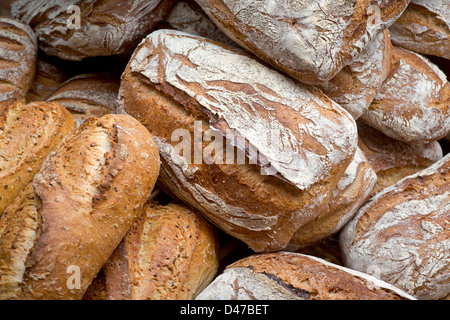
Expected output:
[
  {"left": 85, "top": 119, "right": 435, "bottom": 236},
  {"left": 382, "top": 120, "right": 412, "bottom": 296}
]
[
  {"left": 357, "top": 121, "right": 443, "bottom": 195},
  {"left": 118, "top": 29, "right": 358, "bottom": 252},
  {"left": 360, "top": 46, "right": 450, "bottom": 143},
  {"left": 319, "top": 29, "right": 392, "bottom": 119},
  {"left": 46, "top": 72, "right": 120, "bottom": 126},
  {"left": 289, "top": 147, "right": 377, "bottom": 249},
  {"left": 340, "top": 153, "right": 450, "bottom": 300},
  {"left": 389, "top": 0, "right": 450, "bottom": 60},
  {"left": 193, "top": 0, "right": 409, "bottom": 84},
  {"left": 162, "top": 0, "right": 236, "bottom": 47},
  {"left": 84, "top": 202, "right": 219, "bottom": 300},
  {"left": 0, "top": 114, "right": 160, "bottom": 299},
  {"left": 26, "top": 54, "right": 70, "bottom": 102},
  {"left": 11, "top": 0, "right": 177, "bottom": 61},
  {"left": 0, "top": 17, "right": 37, "bottom": 101},
  {"left": 195, "top": 252, "right": 415, "bottom": 300},
  {"left": 0, "top": 99, "right": 75, "bottom": 215}
]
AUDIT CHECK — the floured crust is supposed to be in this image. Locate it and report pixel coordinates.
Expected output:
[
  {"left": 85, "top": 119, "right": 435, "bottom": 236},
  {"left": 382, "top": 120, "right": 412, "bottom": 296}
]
[
  {"left": 11, "top": 0, "right": 176, "bottom": 61},
  {"left": 319, "top": 29, "right": 392, "bottom": 119},
  {"left": 357, "top": 121, "right": 443, "bottom": 194},
  {"left": 118, "top": 29, "right": 358, "bottom": 252},
  {"left": 46, "top": 72, "right": 120, "bottom": 126},
  {"left": 289, "top": 148, "right": 377, "bottom": 248},
  {"left": 0, "top": 17, "right": 37, "bottom": 101},
  {"left": 162, "top": 0, "right": 236, "bottom": 47},
  {"left": 340, "top": 153, "right": 450, "bottom": 300},
  {"left": 361, "top": 46, "right": 450, "bottom": 143},
  {"left": 0, "top": 99, "right": 76, "bottom": 215},
  {"left": 0, "top": 114, "right": 160, "bottom": 300},
  {"left": 195, "top": 252, "right": 415, "bottom": 300},
  {"left": 389, "top": 0, "right": 450, "bottom": 60},
  {"left": 88, "top": 202, "right": 219, "bottom": 300},
  {"left": 194, "top": 0, "right": 409, "bottom": 84}
]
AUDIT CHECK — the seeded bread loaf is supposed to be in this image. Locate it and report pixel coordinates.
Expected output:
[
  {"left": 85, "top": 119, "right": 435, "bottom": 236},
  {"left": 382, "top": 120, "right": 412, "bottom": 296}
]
[
  {"left": 0, "top": 99, "right": 75, "bottom": 215},
  {"left": 0, "top": 114, "right": 160, "bottom": 300}
]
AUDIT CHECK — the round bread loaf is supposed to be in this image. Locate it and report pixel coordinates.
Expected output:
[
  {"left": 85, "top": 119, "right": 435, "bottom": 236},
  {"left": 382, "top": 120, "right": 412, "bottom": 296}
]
[
  {"left": 289, "top": 147, "right": 377, "bottom": 249},
  {"left": 360, "top": 46, "right": 450, "bottom": 144},
  {"left": 319, "top": 29, "right": 392, "bottom": 119},
  {"left": 0, "top": 114, "right": 160, "bottom": 300},
  {"left": 118, "top": 29, "right": 358, "bottom": 252},
  {"left": 340, "top": 153, "right": 450, "bottom": 300},
  {"left": 357, "top": 121, "right": 443, "bottom": 195},
  {"left": 46, "top": 72, "right": 120, "bottom": 126},
  {"left": 389, "top": 0, "right": 450, "bottom": 60},
  {"left": 195, "top": 252, "right": 415, "bottom": 300},
  {"left": 0, "top": 99, "right": 76, "bottom": 216},
  {"left": 0, "top": 17, "right": 37, "bottom": 102},
  {"left": 193, "top": 0, "right": 409, "bottom": 84},
  {"left": 84, "top": 201, "right": 219, "bottom": 300},
  {"left": 11, "top": 0, "right": 177, "bottom": 61}
]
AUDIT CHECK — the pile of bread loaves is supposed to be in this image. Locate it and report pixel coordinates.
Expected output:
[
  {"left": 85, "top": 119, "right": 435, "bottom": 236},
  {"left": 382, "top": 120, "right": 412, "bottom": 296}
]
[{"left": 0, "top": 0, "right": 448, "bottom": 301}]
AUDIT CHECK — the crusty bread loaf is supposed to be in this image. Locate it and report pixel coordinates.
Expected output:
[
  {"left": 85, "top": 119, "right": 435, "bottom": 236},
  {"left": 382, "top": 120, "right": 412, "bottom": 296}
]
[
  {"left": 118, "top": 29, "right": 358, "bottom": 252},
  {"left": 0, "top": 17, "right": 37, "bottom": 101},
  {"left": 340, "top": 153, "right": 450, "bottom": 300},
  {"left": 357, "top": 121, "right": 443, "bottom": 194},
  {"left": 0, "top": 114, "right": 160, "bottom": 300},
  {"left": 193, "top": 0, "right": 409, "bottom": 84},
  {"left": 195, "top": 252, "right": 415, "bottom": 300},
  {"left": 289, "top": 148, "right": 376, "bottom": 249},
  {"left": 360, "top": 46, "right": 450, "bottom": 143},
  {"left": 85, "top": 202, "right": 219, "bottom": 300},
  {"left": 319, "top": 29, "right": 392, "bottom": 119},
  {"left": 389, "top": 0, "right": 450, "bottom": 60},
  {"left": 46, "top": 72, "right": 120, "bottom": 126},
  {"left": 26, "top": 54, "right": 70, "bottom": 102},
  {"left": 0, "top": 99, "right": 76, "bottom": 215},
  {"left": 11, "top": 0, "right": 176, "bottom": 61},
  {"left": 162, "top": 0, "right": 236, "bottom": 47}
]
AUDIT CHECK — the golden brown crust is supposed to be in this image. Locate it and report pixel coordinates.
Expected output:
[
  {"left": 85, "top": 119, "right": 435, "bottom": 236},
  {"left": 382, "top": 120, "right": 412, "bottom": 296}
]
[
  {"left": 0, "top": 114, "right": 160, "bottom": 300},
  {"left": 46, "top": 72, "right": 120, "bottom": 126},
  {"left": 0, "top": 99, "right": 76, "bottom": 215},
  {"left": 92, "top": 202, "right": 219, "bottom": 300},
  {"left": 0, "top": 17, "right": 37, "bottom": 101}
]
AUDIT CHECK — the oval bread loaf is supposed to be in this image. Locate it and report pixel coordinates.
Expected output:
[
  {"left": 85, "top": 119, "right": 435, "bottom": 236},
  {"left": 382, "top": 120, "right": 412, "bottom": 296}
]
[
  {"left": 340, "top": 153, "right": 450, "bottom": 300},
  {"left": 85, "top": 201, "right": 219, "bottom": 300},
  {"left": 0, "top": 114, "right": 160, "bottom": 300},
  {"left": 360, "top": 46, "right": 450, "bottom": 143},
  {"left": 11, "top": 0, "right": 177, "bottom": 61},
  {"left": 389, "top": 0, "right": 450, "bottom": 60},
  {"left": 193, "top": 0, "right": 410, "bottom": 84},
  {"left": 118, "top": 29, "right": 358, "bottom": 252},
  {"left": 0, "top": 99, "right": 76, "bottom": 215},
  {"left": 195, "top": 252, "right": 415, "bottom": 300},
  {"left": 0, "top": 17, "right": 37, "bottom": 101}
]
